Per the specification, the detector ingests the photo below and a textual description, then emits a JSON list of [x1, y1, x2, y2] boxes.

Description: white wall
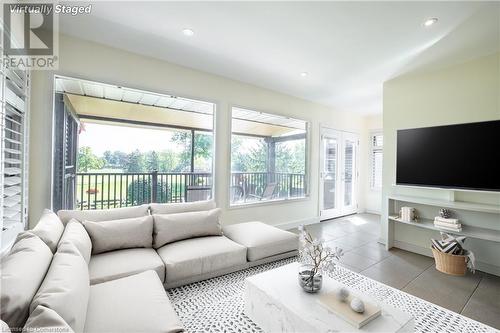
[[382, 52, 500, 273], [28, 34, 374, 228]]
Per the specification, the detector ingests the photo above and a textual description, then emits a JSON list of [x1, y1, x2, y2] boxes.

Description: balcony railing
[[76, 171, 306, 210]]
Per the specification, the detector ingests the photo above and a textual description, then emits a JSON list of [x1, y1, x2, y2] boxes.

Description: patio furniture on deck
[[247, 182, 277, 201]]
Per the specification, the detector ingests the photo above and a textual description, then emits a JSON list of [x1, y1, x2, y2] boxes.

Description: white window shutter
[[370, 133, 383, 189]]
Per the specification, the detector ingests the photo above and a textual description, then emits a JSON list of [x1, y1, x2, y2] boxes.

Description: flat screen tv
[[396, 120, 500, 192]]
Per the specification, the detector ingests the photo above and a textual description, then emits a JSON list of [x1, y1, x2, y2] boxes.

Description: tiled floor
[[290, 213, 500, 329]]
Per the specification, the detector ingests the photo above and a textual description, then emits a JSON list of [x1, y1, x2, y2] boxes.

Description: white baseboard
[[364, 209, 381, 215], [393, 240, 500, 276], [275, 216, 319, 230]]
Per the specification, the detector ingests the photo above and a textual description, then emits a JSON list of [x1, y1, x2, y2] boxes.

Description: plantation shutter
[[1, 59, 30, 251], [371, 133, 383, 189], [53, 93, 80, 211]]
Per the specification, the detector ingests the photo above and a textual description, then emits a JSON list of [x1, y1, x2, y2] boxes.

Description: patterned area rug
[[167, 258, 497, 333]]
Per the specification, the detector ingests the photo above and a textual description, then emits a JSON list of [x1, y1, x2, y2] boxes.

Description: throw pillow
[[30, 242, 89, 333], [83, 216, 153, 254], [58, 219, 92, 264], [0, 232, 53, 329], [31, 209, 64, 253], [153, 208, 222, 248]]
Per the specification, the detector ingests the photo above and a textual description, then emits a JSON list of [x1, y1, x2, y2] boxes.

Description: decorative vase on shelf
[[298, 264, 323, 293]]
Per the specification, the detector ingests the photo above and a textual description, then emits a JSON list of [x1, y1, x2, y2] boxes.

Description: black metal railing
[[230, 172, 305, 202], [76, 171, 306, 210]]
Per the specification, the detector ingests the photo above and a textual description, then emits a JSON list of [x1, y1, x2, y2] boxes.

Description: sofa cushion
[[149, 199, 216, 215], [31, 209, 64, 253], [30, 242, 89, 333], [23, 305, 74, 333], [153, 208, 223, 248], [58, 220, 92, 264], [57, 204, 149, 224], [0, 232, 53, 329], [1, 320, 10, 333], [85, 270, 183, 333], [157, 236, 247, 284], [83, 216, 153, 255], [223, 222, 298, 261], [89, 248, 165, 284]]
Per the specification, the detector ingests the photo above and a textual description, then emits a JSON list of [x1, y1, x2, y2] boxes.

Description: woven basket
[[431, 248, 467, 276]]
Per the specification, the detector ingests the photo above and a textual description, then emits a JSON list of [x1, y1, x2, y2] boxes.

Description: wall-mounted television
[[396, 120, 500, 192]]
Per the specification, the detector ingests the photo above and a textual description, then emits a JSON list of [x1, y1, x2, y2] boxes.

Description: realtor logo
[[3, 3, 54, 56]]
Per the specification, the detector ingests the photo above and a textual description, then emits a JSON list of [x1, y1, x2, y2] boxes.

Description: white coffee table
[[244, 263, 413, 332]]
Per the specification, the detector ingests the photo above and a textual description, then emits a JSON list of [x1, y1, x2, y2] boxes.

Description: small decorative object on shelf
[[435, 208, 460, 232], [439, 208, 453, 219], [399, 206, 418, 222], [350, 298, 365, 313], [297, 225, 343, 293]]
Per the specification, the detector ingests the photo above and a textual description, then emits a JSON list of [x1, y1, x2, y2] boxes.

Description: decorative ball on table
[[350, 298, 365, 313], [334, 287, 350, 302], [439, 208, 452, 218]]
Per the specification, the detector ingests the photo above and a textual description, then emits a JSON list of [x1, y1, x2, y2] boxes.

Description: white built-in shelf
[[388, 195, 500, 214], [388, 215, 500, 243]]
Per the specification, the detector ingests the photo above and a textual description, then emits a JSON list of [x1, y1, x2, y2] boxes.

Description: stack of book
[[434, 216, 462, 232]]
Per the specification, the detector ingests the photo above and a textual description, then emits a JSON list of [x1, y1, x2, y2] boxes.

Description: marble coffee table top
[[244, 262, 414, 332]]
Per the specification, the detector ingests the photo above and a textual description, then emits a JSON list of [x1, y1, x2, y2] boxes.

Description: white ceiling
[[59, 1, 500, 115]]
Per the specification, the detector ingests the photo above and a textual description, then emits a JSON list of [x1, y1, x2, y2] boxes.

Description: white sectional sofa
[[0, 200, 298, 333]]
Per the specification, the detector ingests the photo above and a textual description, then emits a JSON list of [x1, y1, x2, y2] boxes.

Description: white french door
[[319, 127, 358, 221]]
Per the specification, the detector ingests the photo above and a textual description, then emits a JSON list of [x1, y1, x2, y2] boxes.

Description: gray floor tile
[[338, 262, 363, 273], [350, 242, 393, 261], [299, 222, 348, 241], [325, 239, 356, 252], [360, 257, 426, 289], [462, 274, 500, 329], [403, 267, 482, 313], [387, 248, 434, 271], [332, 235, 373, 249], [350, 231, 380, 242], [339, 251, 378, 271]]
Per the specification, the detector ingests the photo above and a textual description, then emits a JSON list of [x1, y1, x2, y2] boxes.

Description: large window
[[370, 132, 383, 189], [230, 107, 308, 206], [54, 76, 215, 210]]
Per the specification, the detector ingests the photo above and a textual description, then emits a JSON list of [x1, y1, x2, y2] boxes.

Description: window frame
[[227, 106, 311, 209], [370, 131, 383, 191]]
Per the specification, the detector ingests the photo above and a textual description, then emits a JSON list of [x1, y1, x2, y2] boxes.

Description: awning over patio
[[57, 76, 305, 138]]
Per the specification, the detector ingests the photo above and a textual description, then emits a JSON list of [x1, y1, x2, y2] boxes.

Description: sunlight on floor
[[346, 215, 369, 226]]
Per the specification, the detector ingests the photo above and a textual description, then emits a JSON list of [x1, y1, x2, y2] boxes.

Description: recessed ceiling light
[[300, 72, 308, 77], [182, 28, 194, 36], [423, 18, 438, 27]]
